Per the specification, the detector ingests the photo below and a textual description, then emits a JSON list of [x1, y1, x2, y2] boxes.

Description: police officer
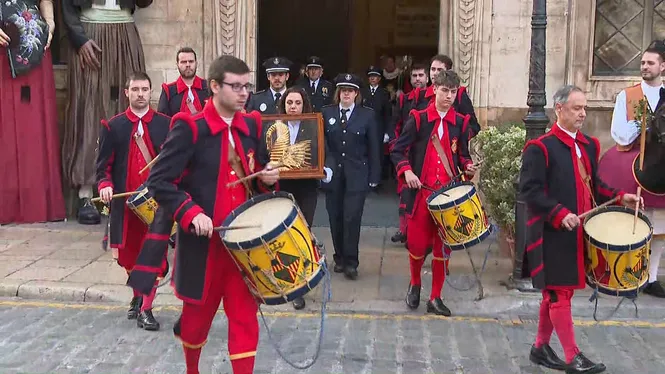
[[298, 56, 333, 112], [246, 57, 292, 114], [321, 74, 381, 280], [362, 66, 392, 184]]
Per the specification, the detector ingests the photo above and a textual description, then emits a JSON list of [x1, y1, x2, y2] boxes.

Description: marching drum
[[221, 191, 325, 305], [426, 181, 491, 251], [584, 206, 652, 297], [126, 184, 178, 247]]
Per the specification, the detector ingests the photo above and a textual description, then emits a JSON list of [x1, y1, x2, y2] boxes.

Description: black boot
[[292, 297, 306, 310], [643, 281, 665, 298], [77, 198, 101, 225], [426, 298, 451, 316], [391, 231, 406, 243], [127, 296, 142, 320], [529, 344, 566, 370], [406, 284, 421, 310], [137, 309, 160, 331], [565, 352, 606, 374]]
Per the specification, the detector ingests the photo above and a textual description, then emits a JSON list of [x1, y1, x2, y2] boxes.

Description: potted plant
[[471, 123, 526, 260]]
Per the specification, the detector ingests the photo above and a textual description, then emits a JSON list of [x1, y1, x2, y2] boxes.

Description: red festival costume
[[520, 124, 624, 366], [146, 101, 274, 374], [157, 75, 210, 116], [96, 108, 170, 308], [391, 105, 473, 302]]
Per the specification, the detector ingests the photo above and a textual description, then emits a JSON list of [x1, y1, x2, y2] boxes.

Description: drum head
[[223, 196, 295, 243], [584, 208, 651, 246], [428, 183, 474, 206]]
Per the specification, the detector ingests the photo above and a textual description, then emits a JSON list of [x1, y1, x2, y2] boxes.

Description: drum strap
[[430, 133, 455, 180], [186, 98, 199, 114], [576, 156, 597, 207], [228, 143, 253, 198], [134, 132, 154, 167]]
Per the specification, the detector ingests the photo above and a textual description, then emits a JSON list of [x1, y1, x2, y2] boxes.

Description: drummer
[[146, 55, 280, 374], [519, 85, 642, 373], [95, 71, 171, 330], [390, 70, 477, 316]]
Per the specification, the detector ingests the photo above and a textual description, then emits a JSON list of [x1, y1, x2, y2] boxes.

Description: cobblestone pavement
[[0, 300, 663, 374]]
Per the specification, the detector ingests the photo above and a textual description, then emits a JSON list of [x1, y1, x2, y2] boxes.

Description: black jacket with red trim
[[518, 124, 625, 290], [157, 76, 210, 117], [146, 100, 274, 303], [388, 87, 429, 141], [390, 105, 473, 215], [420, 85, 480, 138]]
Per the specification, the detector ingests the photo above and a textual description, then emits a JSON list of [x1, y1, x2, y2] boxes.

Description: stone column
[[204, 0, 258, 82]]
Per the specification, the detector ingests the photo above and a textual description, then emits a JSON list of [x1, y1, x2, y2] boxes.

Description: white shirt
[[221, 116, 235, 148], [339, 103, 355, 120], [610, 80, 663, 146], [309, 79, 319, 91], [187, 85, 195, 103], [131, 107, 149, 136], [270, 88, 286, 102], [287, 121, 300, 145], [557, 122, 581, 158], [437, 110, 447, 139], [370, 85, 379, 94]]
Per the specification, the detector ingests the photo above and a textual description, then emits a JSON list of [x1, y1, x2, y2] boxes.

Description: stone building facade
[[51, 0, 664, 152]]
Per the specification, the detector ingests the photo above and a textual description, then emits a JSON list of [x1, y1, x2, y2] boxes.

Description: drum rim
[[426, 180, 476, 210], [632, 154, 665, 196], [584, 278, 647, 297], [583, 205, 653, 252], [259, 265, 325, 305], [446, 225, 492, 251], [220, 191, 298, 250]]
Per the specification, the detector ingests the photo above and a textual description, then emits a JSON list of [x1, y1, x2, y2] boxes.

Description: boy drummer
[[96, 72, 171, 330], [390, 70, 477, 316]]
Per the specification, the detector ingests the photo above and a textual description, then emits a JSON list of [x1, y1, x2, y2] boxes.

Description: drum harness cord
[[257, 252, 332, 370], [588, 288, 639, 322], [443, 223, 495, 301]]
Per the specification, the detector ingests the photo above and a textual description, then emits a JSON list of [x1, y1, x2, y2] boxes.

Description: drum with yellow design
[[220, 191, 324, 305], [584, 205, 652, 297], [125, 183, 178, 247], [426, 181, 491, 251]]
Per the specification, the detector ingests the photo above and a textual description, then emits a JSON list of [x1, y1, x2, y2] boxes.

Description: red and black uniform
[[157, 75, 210, 116], [96, 108, 170, 272], [390, 105, 473, 306], [146, 101, 274, 374], [519, 124, 624, 365], [420, 85, 480, 138]]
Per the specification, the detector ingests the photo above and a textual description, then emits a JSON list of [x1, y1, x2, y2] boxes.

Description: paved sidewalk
[[1, 221, 664, 320]]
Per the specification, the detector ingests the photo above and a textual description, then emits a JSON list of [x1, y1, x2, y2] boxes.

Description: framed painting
[[260, 113, 325, 179]]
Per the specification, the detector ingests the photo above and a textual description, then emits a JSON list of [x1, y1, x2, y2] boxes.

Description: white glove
[[383, 133, 389, 143], [322, 167, 333, 183], [369, 183, 378, 187]]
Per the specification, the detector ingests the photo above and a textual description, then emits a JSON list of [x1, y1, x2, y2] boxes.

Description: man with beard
[[96, 72, 171, 330], [61, 0, 153, 225], [298, 56, 333, 112], [158, 47, 210, 116], [246, 57, 291, 115], [388, 62, 429, 244], [598, 41, 665, 298]]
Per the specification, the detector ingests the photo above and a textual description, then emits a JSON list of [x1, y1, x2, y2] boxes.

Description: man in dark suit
[[246, 57, 291, 114], [320, 74, 381, 280], [298, 56, 333, 112], [362, 66, 393, 184]]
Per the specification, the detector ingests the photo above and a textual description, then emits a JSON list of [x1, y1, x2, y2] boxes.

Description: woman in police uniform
[[320, 74, 381, 279]]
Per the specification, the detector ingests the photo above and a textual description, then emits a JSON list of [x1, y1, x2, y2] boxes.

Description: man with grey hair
[[519, 85, 642, 373]]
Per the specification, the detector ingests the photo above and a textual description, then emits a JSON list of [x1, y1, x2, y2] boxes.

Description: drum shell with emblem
[[583, 205, 652, 297], [220, 191, 324, 305], [426, 181, 491, 251], [125, 184, 178, 246]]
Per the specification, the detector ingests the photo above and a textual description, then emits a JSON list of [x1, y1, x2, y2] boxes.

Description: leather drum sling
[[134, 127, 154, 167], [576, 154, 597, 207], [430, 133, 455, 180], [186, 98, 199, 115], [227, 142, 253, 198]]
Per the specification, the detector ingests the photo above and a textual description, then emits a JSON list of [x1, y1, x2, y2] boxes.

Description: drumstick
[[577, 196, 620, 219], [139, 155, 160, 174], [419, 185, 449, 197], [226, 162, 284, 188], [633, 187, 642, 234], [213, 224, 261, 231], [90, 191, 140, 203]]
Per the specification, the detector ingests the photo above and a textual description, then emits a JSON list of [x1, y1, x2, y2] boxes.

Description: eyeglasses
[[222, 82, 255, 92]]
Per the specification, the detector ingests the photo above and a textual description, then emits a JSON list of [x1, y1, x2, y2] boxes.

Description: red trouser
[[535, 289, 580, 363], [178, 243, 259, 374], [406, 191, 451, 300]]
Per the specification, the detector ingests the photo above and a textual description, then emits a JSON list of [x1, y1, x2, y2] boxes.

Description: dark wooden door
[[257, 0, 352, 90]]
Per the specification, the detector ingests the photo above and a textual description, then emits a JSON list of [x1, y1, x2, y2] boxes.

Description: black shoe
[[173, 315, 182, 337], [426, 298, 451, 316], [529, 344, 566, 370], [127, 296, 142, 320], [137, 309, 160, 331], [333, 263, 344, 273], [643, 281, 665, 298], [344, 266, 358, 280], [391, 231, 406, 243], [406, 284, 421, 310], [77, 198, 101, 225], [565, 352, 606, 374], [292, 297, 306, 310]]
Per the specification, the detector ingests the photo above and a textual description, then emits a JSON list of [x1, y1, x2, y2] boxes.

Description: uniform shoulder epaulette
[[253, 89, 267, 95], [321, 104, 336, 109], [362, 105, 375, 111]]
